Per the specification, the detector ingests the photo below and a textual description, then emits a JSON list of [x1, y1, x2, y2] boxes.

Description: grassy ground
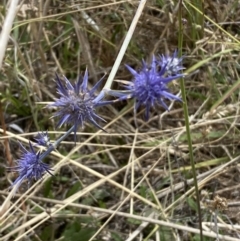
[[1, 0, 240, 240]]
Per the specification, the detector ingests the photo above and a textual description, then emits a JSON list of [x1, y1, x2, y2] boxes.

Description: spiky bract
[[10, 142, 52, 188], [158, 50, 185, 76], [34, 131, 51, 147], [50, 69, 106, 136], [123, 55, 184, 120]]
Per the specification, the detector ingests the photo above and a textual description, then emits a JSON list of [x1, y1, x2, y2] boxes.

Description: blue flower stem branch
[[96, 0, 147, 102], [178, 1, 203, 241], [39, 125, 75, 160], [0, 126, 75, 214]]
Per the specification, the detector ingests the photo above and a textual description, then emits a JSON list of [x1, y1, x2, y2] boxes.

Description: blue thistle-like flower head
[[49, 69, 106, 136], [9, 142, 52, 188], [158, 50, 185, 76], [123, 55, 183, 120], [34, 131, 51, 147]]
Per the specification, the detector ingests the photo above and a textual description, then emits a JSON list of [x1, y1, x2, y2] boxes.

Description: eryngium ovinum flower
[[9, 142, 52, 189], [120, 55, 184, 120], [158, 50, 185, 76], [34, 131, 51, 147], [49, 69, 107, 137]]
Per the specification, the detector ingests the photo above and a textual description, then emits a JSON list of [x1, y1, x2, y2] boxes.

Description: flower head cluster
[[158, 50, 185, 76], [119, 54, 184, 120], [49, 69, 107, 136], [10, 142, 52, 188], [8, 52, 185, 191]]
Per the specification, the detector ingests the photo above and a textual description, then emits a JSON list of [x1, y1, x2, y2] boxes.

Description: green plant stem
[[192, 0, 204, 39], [178, 1, 203, 241]]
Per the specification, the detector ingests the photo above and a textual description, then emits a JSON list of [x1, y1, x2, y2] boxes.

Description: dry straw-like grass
[[1, 0, 240, 240]]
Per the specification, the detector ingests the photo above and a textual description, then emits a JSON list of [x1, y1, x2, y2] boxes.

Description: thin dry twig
[[0, 0, 19, 69]]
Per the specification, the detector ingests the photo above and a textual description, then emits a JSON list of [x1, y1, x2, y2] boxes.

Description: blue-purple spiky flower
[[9, 142, 52, 188], [49, 69, 107, 136], [112, 55, 184, 120], [158, 50, 185, 76], [34, 131, 51, 147]]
